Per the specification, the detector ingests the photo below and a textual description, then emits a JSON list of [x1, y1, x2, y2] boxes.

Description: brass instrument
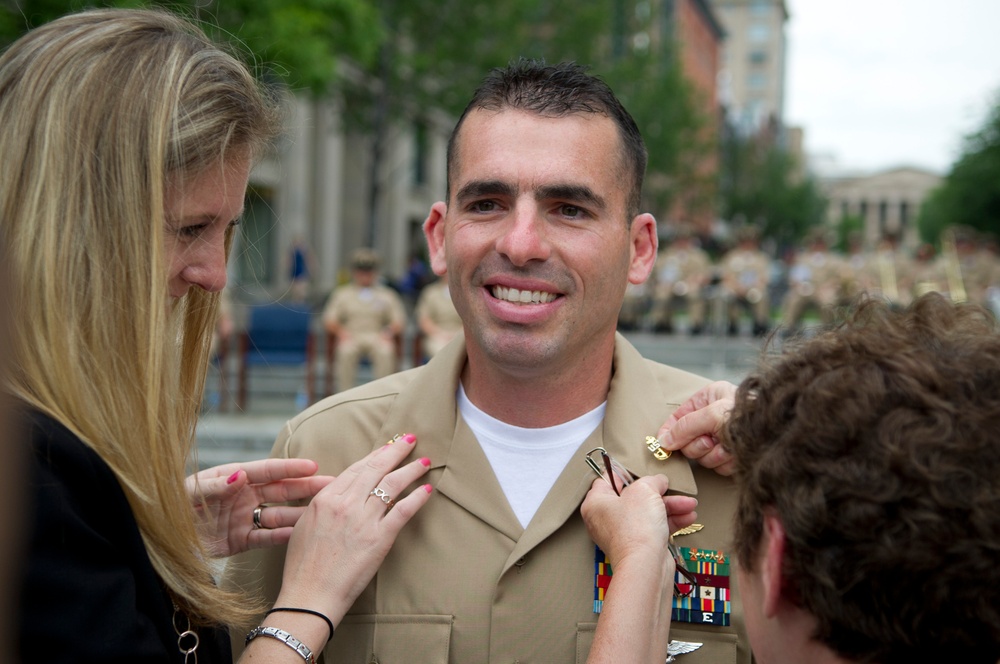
[[941, 229, 967, 303]]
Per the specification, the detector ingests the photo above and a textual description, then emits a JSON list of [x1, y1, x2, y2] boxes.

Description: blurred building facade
[[821, 166, 942, 249], [709, 0, 788, 135], [667, 0, 726, 233]]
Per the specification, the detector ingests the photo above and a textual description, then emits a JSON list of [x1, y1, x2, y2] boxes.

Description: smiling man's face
[[424, 108, 654, 378]]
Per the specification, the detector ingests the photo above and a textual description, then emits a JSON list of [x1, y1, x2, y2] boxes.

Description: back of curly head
[[725, 293, 1000, 663]]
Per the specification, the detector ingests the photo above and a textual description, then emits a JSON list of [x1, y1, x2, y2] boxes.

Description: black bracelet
[[265, 607, 335, 642]]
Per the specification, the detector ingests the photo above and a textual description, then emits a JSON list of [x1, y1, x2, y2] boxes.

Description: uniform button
[[514, 556, 527, 567]]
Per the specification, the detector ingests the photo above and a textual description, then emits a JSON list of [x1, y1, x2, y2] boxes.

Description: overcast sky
[[784, 0, 1000, 175]]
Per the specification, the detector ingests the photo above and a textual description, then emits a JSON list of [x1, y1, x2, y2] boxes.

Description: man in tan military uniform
[[836, 231, 876, 307], [226, 61, 750, 664], [869, 234, 916, 308], [945, 225, 1000, 309], [415, 276, 462, 359], [651, 230, 713, 335], [780, 231, 843, 332], [718, 227, 771, 336], [910, 243, 947, 300], [322, 248, 406, 392]]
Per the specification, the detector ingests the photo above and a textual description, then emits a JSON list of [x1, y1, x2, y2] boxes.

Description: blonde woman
[[1, 9, 432, 663]]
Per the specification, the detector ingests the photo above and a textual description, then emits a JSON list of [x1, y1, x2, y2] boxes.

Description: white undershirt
[[458, 383, 606, 528]]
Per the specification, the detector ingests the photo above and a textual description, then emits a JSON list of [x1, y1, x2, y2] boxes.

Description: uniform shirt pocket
[[575, 623, 739, 664], [326, 614, 452, 664]]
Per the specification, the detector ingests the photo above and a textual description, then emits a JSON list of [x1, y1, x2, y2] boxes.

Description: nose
[[182, 236, 228, 293], [495, 203, 551, 266]]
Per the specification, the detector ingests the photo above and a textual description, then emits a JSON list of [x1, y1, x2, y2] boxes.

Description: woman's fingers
[[362, 455, 433, 519], [254, 475, 335, 505], [251, 504, 307, 530], [325, 433, 420, 498], [238, 458, 320, 483]]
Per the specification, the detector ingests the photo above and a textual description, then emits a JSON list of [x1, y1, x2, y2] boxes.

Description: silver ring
[[370, 487, 395, 509], [252, 505, 265, 530]]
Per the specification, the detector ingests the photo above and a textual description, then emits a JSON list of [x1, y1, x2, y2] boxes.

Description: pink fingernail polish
[[423, 484, 433, 493], [419, 457, 431, 467], [226, 471, 240, 485], [403, 433, 416, 444]]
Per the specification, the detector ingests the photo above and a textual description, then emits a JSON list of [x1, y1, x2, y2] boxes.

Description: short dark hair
[[724, 293, 1000, 663], [446, 59, 647, 219]]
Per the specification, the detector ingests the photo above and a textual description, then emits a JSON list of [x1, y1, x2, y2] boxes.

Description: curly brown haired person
[[725, 292, 1000, 664]]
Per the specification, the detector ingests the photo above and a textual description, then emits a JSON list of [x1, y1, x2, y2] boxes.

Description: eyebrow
[[455, 179, 517, 204], [535, 184, 607, 213], [455, 179, 607, 213]]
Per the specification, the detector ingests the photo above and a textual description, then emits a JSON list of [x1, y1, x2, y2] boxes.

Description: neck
[[762, 605, 861, 664], [460, 339, 615, 428]]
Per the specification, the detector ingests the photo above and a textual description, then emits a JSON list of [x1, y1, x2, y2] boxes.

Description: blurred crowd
[[618, 224, 1000, 337], [218, 226, 1000, 398]]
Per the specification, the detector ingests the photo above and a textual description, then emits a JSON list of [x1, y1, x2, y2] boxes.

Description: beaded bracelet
[[265, 607, 335, 642]]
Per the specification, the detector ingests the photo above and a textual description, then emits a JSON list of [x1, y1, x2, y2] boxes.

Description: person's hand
[[187, 459, 332, 558], [274, 433, 433, 624], [581, 475, 697, 569], [582, 476, 691, 664], [657, 381, 736, 475]]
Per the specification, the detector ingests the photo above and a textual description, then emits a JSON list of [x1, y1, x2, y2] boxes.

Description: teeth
[[491, 286, 557, 304]]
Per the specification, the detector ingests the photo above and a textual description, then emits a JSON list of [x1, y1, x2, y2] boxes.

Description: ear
[[760, 512, 788, 619], [627, 212, 657, 285], [423, 201, 449, 277]]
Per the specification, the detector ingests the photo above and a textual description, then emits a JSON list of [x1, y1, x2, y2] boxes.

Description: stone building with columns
[[232, 94, 451, 306], [822, 166, 941, 249]]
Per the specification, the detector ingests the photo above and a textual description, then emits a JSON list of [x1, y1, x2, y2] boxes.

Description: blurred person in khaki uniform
[[617, 280, 651, 331], [719, 226, 772, 337], [650, 229, 712, 335], [322, 248, 406, 392], [780, 230, 843, 332], [868, 233, 916, 308], [225, 60, 750, 664], [836, 231, 876, 306], [910, 242, 948, 299], [415, 276, 462, 358], [942, 225, 1000, 309]]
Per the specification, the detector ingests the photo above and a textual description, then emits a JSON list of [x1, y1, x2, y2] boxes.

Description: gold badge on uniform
[[645, 435, 671, 461]]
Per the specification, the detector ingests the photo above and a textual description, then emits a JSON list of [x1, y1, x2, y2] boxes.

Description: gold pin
[[672, 523, 705, 538], [645, 435, 671, 461]]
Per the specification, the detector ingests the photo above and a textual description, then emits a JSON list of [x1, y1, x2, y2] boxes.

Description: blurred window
[[748, 23, 769, 42]]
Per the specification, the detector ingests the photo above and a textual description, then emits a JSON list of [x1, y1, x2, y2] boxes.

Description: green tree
[[918, 91, 1000, 243], [721, 131, 827, 248], [0, 0, 383, 91], [3, 0, 709, 237], [334, 0, 707, 237]]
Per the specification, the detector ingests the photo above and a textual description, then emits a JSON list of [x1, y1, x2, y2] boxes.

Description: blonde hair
[[0, 8, 280, 626]]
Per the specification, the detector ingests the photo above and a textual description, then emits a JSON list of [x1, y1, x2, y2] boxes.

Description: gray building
[[710, 0, 789, 135], [822, 166, 942, 249], [235, 93, 452, 306]]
